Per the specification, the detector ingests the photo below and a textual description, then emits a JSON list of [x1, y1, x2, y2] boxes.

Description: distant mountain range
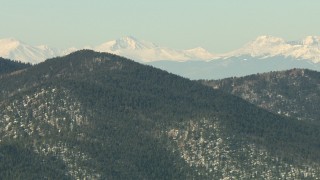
[[0, 38, 74, 64], [1, 35, 320, 79], [0, 36, 215, 64], [148, 35, 320, 79], [94, 36, 215, 62], [218, 35, 320, 63]]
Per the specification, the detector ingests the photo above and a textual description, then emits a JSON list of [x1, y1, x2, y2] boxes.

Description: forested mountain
[[0, 50, 320, 179], [202, 69, 320, 122], [0, 57, 31, 76]]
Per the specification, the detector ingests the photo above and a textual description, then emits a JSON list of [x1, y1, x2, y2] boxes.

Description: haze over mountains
[[148, 35, 320, 79], [1, 35, 320, 79]]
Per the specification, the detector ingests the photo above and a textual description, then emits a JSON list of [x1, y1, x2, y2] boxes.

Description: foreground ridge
[[0, 50, 319, 179]]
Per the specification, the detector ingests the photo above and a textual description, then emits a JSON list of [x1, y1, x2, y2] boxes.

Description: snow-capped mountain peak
[[0, 36, 215, 63], [0, 38, 21, 56], [2, 35, 320, 64], [184, 47, 215, 60], [221, 35, 320, 63], [250, 35, 286, 46], [36, 45, 52, 51], [115, 36, 138, 50], [302, 36, 320, 46], [94, 36, 215, 62], [95, 36, 158, 53], [222, 35, 290, 58], [0, 38, 64, 64], [112, 36, 157, 50]]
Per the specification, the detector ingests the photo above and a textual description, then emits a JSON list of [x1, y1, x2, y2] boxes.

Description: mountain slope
[[202, 69, 320, 122], [0, 50, 320, 179], [0, 142, 70, 179], [0, 57, 31, 76]]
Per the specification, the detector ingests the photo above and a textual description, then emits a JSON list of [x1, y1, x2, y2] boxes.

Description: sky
[[1, 0, 319, 53]]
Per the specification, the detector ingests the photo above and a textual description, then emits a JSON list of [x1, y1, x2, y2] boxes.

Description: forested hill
[[202, 69, 320, 122], [0, 57, 31, 76], [0, 50, 320, 179]]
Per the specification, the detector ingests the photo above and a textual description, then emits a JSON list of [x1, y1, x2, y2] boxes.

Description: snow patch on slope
[[167, 118, 320, 179]]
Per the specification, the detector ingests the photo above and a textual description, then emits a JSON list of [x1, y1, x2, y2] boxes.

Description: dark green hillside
[[0, 50, 320, 179], [0, 57, 31, 76], [203, 69, 320, 122], [0, 141, 70, 179]]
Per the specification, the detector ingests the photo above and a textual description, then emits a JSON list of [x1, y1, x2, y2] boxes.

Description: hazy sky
[[1, 0, 319, 53]]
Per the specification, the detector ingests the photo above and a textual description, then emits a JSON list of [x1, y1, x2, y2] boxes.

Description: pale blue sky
[[1, 0, 319, 53]]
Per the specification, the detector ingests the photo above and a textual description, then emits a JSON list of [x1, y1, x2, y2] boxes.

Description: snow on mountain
[[0, 38, 64, 64], [62, 47, 79, 56], [1, 35, 320, 64], [220, 35, 320, 63], [183, 47, 215, 60], [94, 36, 215, 62], [303, 36, 320, 46], [95, 36, 158, 52], [0, 36, 215, 63]]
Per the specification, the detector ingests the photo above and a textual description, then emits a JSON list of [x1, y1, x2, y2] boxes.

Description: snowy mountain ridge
[[0, 35, 320, 64], [219, 35, 320, 63], [0, 36, 216, 64], [94, 36, 215, 62], [0, 38, 63, 64]]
